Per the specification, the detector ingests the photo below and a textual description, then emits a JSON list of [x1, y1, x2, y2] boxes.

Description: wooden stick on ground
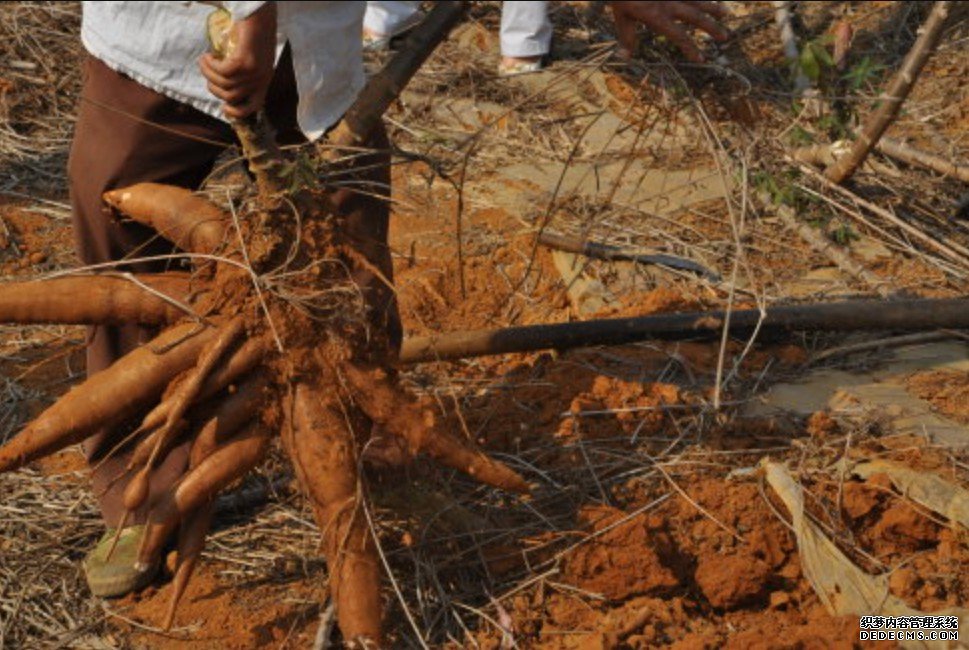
[[793, 136, 969, 184], [799, 161, 969, 270], [824, 1, 952, 184], [808, 330, 968, 365], [875, 136, 969, 184], [399, 296, 969, 363]]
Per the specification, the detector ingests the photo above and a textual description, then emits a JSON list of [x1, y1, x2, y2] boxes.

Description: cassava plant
[[0, 3, 527, 647]]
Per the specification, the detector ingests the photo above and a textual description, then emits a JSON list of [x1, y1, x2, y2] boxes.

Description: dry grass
[[0, 2, 81, 192]]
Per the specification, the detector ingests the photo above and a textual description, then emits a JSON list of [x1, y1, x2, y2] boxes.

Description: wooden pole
[[399, 297, 969, 363]]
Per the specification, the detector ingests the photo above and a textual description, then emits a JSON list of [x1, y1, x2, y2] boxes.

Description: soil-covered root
[[340, 362, 530, 494], [0, 273, 192, 325], [136, 425, 271, 571], [0, 322, 218, 473], [127, 371, 269, 474], [103, 183, 229, 255], [164, 503, 212, 631], [163, 414, 222, 631], [285, 381, 382, 648], [122, 318, 247, 515], [134, 335, 270, 441]]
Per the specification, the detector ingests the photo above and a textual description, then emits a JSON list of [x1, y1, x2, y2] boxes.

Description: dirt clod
[[695, 552, 771, 610], [564, 505, 679, 601], [841, 480, 882, 520], [869, 501, 941, 554]]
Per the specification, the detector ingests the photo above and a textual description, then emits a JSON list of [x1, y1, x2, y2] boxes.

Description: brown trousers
[[69, 53, 399, 526]]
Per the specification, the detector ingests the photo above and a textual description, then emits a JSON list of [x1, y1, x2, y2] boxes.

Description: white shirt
[[81, 1, 366, 140]]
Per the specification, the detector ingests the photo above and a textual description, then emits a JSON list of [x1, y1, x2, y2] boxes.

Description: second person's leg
[[499, 1, 552, 75]]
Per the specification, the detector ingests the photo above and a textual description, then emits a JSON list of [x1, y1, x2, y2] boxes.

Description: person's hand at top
[[610, 1, 730, 63], [198, 3, 277, 119]]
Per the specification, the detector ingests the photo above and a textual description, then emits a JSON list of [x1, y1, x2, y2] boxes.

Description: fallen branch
[[399, 296, 969, 363], [875, 136, 969, 184], [809, 329, 968, 365], [825, 1, 952, 184], [793, 136, 969, 184], [827, 171, 969, 267], [790, 157, 969, 272]]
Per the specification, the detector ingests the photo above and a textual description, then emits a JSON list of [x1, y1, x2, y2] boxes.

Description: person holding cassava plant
[[69, 0, 729, 600], [72, 0, 393, 599]]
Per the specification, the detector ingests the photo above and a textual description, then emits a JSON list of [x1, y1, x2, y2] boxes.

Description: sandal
[[83, 525, 160, 598], [497, 58, 545, 77]]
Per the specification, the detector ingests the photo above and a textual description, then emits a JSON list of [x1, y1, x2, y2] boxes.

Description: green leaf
[[843, 56, 886, 91], [811, 41, 834, 68], [830, 224, 860, 245], [800, 46, 821, 82], [788, 126, 814, 146]]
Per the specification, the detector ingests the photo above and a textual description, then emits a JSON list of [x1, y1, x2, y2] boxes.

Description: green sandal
[[83, 525, 160, 598]]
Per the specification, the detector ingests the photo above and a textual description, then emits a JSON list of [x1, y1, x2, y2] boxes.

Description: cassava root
[[0, 273, 192, 325], [103, 183, 229, 255], [286, 382, 383, 647], [122, 317, 246, 515], [0, 322, 217, 472], [137, 425, 271, 569]]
